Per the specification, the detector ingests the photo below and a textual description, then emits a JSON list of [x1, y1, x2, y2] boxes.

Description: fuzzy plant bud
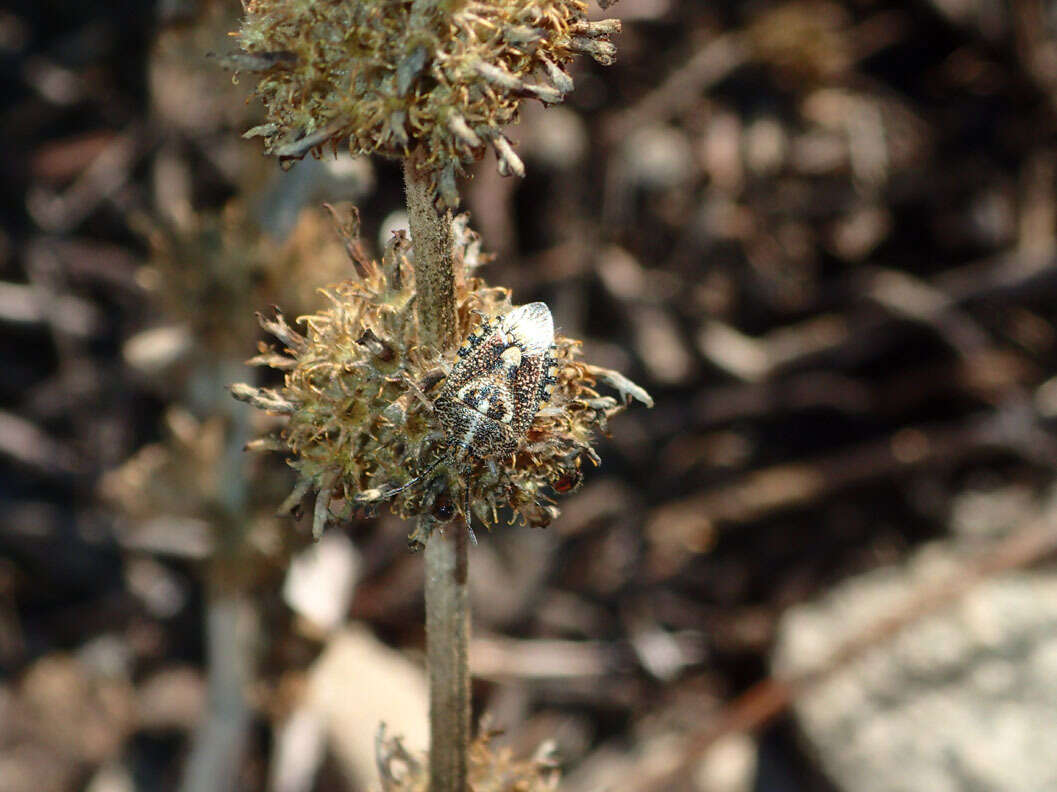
[[233, 210, 651, 546], [234, 0, 621, 205]]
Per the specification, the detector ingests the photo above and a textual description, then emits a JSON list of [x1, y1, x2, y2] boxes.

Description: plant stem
[[404, 156, 456, 351], [405, 157, 469, 791], [424, 520, 470, 792], [180, 361, 256, 792], [179, 588, 254, 792]]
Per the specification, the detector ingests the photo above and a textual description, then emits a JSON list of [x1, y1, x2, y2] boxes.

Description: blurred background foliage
[[3, 0, 1057, 791]]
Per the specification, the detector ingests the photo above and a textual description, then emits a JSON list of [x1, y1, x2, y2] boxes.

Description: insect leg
[[464, 484, 478, 545], [381, 454, 446, 498]]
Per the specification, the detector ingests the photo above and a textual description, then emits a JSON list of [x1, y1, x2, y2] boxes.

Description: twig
[[604, 34, 750, 144], [648, 404, 1057, 537], [0, 409, 78, 475], [26, 124, 146, 234], [631, 504, 1057, 791], [0, 280, 100, 338]]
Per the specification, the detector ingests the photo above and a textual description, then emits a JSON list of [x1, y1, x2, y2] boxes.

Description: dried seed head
[[376, 722, 561, 791], [233, 212, 651, 541], [138, 204, 354, 360], [235, 0, 621, 205], [99, 408, 298, 581]]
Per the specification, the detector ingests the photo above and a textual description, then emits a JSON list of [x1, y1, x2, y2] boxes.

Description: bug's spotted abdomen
[[454, 381, 514, 424], [435, 302, 557, 460]]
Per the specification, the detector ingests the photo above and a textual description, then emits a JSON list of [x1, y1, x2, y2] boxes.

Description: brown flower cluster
[[232, 211, 650, 545], [137, 203, 354, 360], [235, 0, 620, 205], [376, 722, 560, 791]]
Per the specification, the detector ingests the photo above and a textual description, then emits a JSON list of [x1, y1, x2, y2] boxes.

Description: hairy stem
[[404, 156, 456, 351], [424, 521, 470, 792]]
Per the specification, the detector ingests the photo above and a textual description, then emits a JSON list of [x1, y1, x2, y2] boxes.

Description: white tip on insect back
[[502, 302, 554, 355]]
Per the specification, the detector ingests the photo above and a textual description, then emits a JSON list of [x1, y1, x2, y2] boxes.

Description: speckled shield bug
[[378, 301, 559, 542]]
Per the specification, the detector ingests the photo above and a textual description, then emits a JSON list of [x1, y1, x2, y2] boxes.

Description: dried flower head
[[233, 211, 650, 545], [99, 408, 296, 581], [234, 0, 620, 205], [138, 203, 354, 360], [376, 721, 561, 792]]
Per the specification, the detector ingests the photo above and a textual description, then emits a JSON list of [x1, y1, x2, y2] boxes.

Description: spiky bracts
[[376, 722, 561, 792], [235, 0, 620, 206], [232, 214, 651, 543]]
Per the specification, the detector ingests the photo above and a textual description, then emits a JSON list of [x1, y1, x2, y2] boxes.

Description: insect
[[378, 301, 559, 543]]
